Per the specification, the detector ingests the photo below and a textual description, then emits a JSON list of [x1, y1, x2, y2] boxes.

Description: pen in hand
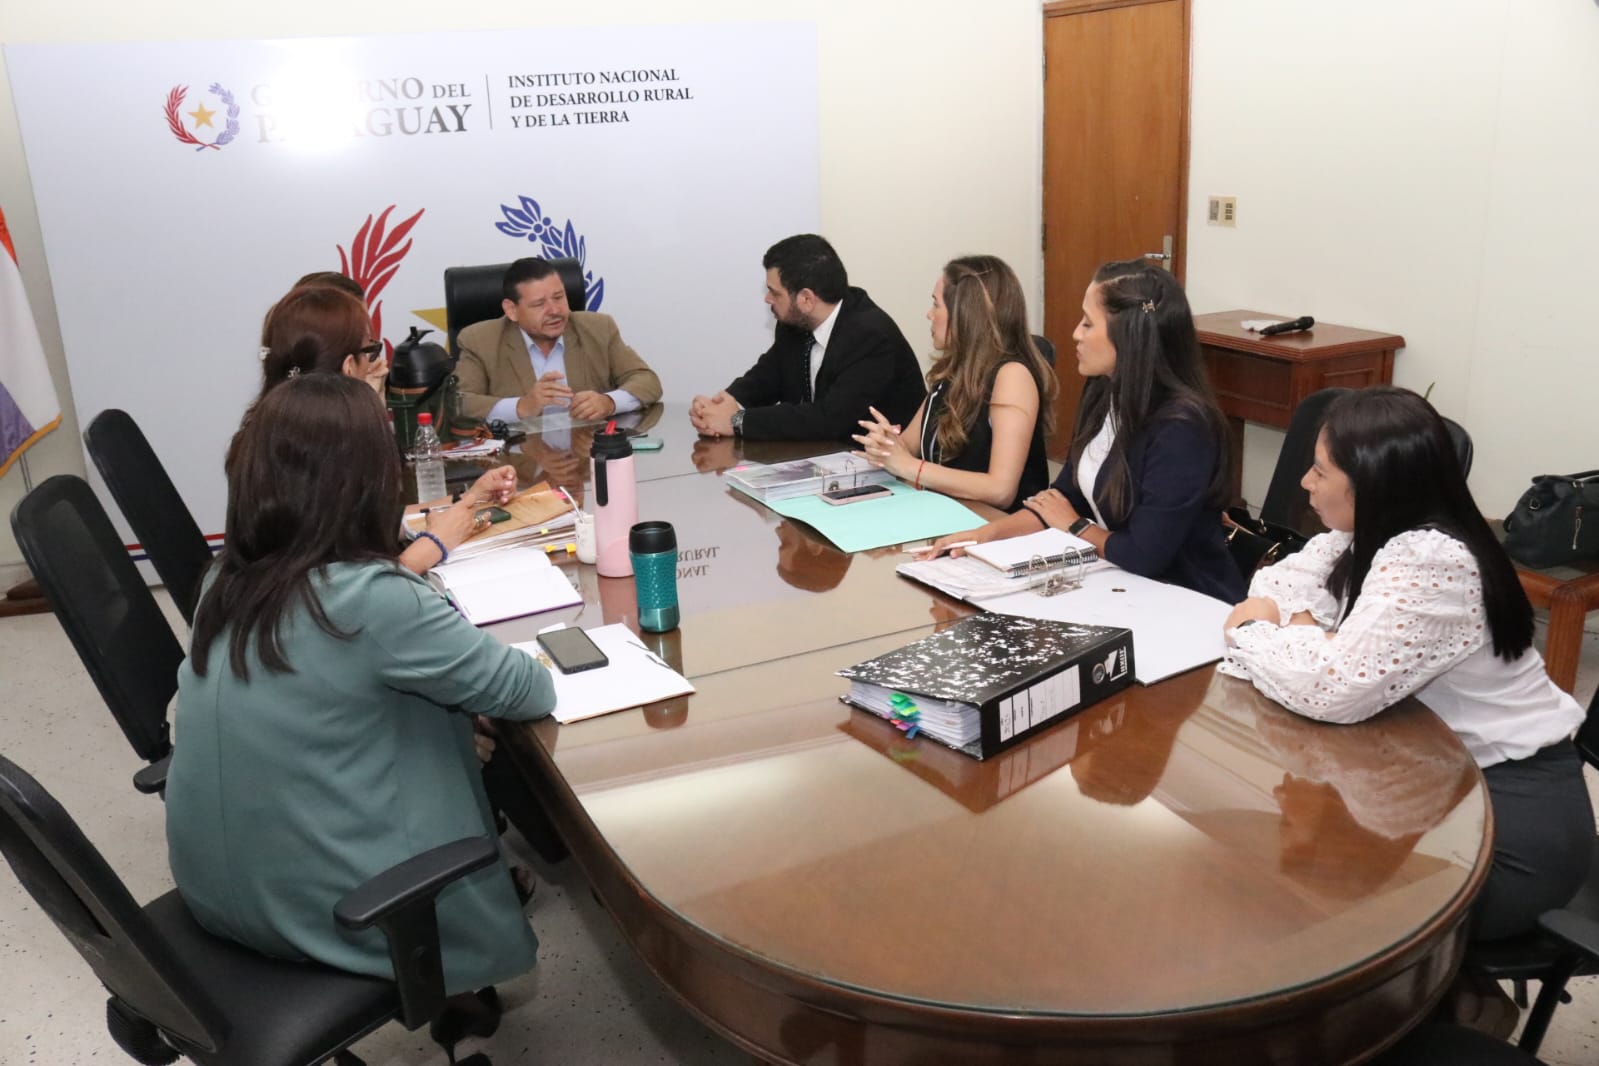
[[903, 540, 978, 559]]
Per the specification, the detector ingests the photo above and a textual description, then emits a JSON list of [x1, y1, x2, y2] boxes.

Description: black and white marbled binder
[[838, 613, 1136, 760]]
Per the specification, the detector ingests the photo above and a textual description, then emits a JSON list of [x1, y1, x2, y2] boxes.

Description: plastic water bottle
[[413, 412, 447, 503]]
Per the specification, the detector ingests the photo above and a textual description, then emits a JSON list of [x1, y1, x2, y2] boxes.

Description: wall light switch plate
[[1207, 196, 1237, 226]]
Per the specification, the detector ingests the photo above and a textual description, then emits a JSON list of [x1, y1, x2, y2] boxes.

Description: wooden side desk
[[1517, 561, 1599, 696], [1194, 311, 1405, 504]]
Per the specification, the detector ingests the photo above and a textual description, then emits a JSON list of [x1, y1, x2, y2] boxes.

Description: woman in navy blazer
[[930, 259, 1244, 602]]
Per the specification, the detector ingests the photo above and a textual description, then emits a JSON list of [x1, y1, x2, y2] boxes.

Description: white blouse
[[1076, 410, 1117, 528], [1221, 528, 1583, 768]]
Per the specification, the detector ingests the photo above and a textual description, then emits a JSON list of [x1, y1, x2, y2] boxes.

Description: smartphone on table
[[536, 627, 609, 674], [820, 484, 893, 506], [476, 506, 512, 524]]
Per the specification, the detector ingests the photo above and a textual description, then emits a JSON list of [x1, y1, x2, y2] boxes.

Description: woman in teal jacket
[[165, 373, 555, 994]]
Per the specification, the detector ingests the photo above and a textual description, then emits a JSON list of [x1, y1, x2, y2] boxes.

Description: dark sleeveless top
[[919, 359, 1049, 513]]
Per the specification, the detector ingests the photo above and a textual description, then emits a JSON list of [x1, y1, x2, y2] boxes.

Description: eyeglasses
[[356, 341, 384, 360]]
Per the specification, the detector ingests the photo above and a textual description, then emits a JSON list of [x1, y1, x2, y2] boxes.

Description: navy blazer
[[1056, 408, 1245, 602], [726, 287, 925, 441]]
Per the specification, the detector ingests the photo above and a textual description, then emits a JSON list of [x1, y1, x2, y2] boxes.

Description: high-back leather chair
[[0, 751, 501, 1066], [83, 409, 212, 627], [1031, 334, 1056, 368], [443, 257, 586, 357], [11, 474, 181, 794]]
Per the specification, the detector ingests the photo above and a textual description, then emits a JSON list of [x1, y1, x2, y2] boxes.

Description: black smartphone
[[536, 627, 609, 674], [820, 484, 893, 506]]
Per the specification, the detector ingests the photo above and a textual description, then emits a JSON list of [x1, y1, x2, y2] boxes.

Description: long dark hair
[[1069, 260, 1229, 523], [927, 255, 1056, 458], [1322, 386, 1531, 660], [193, 375, 404, 678]]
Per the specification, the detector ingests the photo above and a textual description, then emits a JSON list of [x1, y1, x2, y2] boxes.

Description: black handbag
[[1502, 470, 1599, 569], [1223, 506, 1310, 580]]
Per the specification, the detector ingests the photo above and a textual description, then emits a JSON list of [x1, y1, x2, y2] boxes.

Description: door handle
[[1143, 234, 1175, 270]]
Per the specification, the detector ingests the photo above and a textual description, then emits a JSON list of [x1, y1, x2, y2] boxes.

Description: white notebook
[[966, 528, 1102, 575], [429, 546, 582, 625], [515, 624, 696, 724]]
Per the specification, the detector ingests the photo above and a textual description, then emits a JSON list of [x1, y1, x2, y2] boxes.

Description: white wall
[[0, 0, 1045, 563], [1186, 0, 1599, 515]]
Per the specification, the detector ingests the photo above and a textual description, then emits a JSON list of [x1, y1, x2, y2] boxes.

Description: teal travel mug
[[629, 521, 680, 633]]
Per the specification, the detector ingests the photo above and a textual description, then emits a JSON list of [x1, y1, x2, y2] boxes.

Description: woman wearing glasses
[[250, 283, 515, 575]]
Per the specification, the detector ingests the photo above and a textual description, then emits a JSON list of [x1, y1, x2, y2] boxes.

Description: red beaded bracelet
[[914, 459, 926, 491]]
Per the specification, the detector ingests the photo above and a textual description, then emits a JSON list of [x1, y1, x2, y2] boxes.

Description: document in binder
[[836, 613, 1134, 760]]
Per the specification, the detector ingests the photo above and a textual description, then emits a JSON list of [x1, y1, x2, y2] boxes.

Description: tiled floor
[[1, 577, 1596, 1065]]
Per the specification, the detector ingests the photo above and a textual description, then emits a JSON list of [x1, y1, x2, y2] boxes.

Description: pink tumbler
[[590, 422, 637, 577]]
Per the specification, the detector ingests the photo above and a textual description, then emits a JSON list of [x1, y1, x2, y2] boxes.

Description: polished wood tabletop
[[492, 411, 1490, 1065]]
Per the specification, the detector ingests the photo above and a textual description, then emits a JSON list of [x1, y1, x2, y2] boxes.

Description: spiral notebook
[[966, 528, 1102, 575]]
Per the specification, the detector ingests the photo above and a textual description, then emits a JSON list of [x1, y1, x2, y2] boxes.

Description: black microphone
[[1259, 316, 1314, 337]]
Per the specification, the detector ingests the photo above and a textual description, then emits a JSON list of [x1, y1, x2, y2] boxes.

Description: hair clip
[[287, 365, 302, 378], [1140, 300, 1156, 314]]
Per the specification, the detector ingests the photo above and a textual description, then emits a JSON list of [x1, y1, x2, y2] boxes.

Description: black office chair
[[1030, 334, 1056, 367], [1444, 414, 1475, 478], [442, 258, 586, 357], [0, 752, 500, 1066], [1257, 387, 1351, 536], [84, 410, 212, 627], [11, 475, 181, 795], [1463, 683, 1599, 1054], [1375, 1023, 1545, 1065]]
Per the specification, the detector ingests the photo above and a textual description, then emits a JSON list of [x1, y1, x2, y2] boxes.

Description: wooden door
[[1042, 0, 1190, 456]]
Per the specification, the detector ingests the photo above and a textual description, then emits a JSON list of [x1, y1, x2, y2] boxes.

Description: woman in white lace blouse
[[1222, 386, 1589, 941]]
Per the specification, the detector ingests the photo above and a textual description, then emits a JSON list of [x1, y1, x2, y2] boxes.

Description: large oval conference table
[[481, 406, 1491, 1065]]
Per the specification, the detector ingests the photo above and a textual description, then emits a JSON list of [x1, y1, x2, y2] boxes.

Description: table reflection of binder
[[839, 712, 1086, 813]]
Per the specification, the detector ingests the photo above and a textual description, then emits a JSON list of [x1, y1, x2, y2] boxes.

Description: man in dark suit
[[690, 234, 924, 441]]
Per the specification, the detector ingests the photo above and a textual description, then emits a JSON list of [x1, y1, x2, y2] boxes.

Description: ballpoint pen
[[901, 540, 977, 556], [624, 637, 672, 670]]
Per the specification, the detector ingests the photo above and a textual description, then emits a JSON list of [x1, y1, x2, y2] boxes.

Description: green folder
[[764, 482, 982, 553]]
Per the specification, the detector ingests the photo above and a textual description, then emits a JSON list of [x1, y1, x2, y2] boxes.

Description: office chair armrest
[[333, 835, 500, 1031], [132, 754, 170, 795], [1539, 909, 1599, 961]]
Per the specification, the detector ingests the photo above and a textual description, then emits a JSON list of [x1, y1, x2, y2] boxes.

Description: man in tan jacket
[[455, 257, 662, 422]]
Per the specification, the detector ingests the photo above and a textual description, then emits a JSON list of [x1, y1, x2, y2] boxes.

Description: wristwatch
[[730, 409, 746, 437], [1068, 516, 1092, 536]]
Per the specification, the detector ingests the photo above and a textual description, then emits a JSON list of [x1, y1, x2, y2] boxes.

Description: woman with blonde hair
[[854, 255, 1054, 510]]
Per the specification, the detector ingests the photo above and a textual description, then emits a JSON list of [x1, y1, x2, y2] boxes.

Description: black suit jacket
[[1056, 405, 1246, 603], [726, 287, 925, 441]]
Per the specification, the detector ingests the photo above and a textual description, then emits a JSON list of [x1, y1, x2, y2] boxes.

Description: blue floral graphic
[[495, 196, 606, 311]]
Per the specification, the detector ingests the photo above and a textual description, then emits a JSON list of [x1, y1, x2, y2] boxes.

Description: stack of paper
[[514, 624, 696, 724], [404, 482, 578, 561], [429, 546, 582, 625], [725, 451, 893, 502], [897, 554, 1051, 601], [441, 437, 507, 459]]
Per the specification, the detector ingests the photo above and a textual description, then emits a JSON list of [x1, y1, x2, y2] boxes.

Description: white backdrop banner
[[6, 23, 818, 539]]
